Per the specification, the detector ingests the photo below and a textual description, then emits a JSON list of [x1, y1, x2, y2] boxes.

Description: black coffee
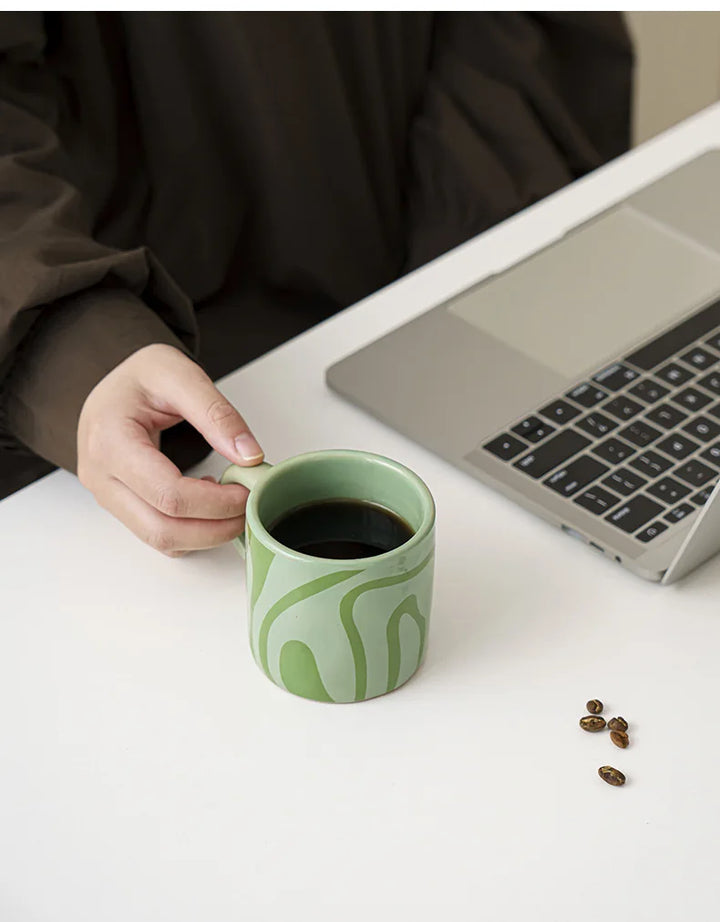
[[268, 498, 414, 559]]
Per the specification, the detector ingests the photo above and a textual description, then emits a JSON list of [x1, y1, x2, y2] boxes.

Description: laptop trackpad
[[447, 207, 720, 378]]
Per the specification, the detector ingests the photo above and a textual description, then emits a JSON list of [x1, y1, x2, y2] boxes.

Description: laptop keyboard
[[482, 297, 720, 544]]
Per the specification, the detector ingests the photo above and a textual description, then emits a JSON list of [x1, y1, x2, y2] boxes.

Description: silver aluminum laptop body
[[327, 151, 720, 583]]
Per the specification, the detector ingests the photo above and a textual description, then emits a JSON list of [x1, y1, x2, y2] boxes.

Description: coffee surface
[[268, 498, 414, 559]]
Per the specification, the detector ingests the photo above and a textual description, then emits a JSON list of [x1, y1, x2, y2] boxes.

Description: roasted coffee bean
[[610, 730, 629, 748], [598, 766, 626, 786], [608, 717, 628, 732], [580, 715, 606, 732], [586, 699, 603, 714]]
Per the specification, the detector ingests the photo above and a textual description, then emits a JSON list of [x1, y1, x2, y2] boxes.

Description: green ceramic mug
[[221, 450, 435, 703]]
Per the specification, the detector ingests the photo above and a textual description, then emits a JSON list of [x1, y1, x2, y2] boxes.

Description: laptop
[[327, 150, 720, 584]]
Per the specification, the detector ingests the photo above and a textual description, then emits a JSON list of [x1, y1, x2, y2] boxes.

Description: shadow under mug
[[221, 450, 435, 703]]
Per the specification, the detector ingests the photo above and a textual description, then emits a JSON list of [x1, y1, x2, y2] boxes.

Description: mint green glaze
[[221, 463, 274, 557], [279, 641, 334, 702], [247, 528, 275, 611], [257, 569, 361, 676], [385, 594, 425, 694], [223, 450, 435, 703], [338, 551, 433, 701]]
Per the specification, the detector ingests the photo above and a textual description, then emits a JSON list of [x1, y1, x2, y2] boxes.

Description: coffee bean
[[580, 715, 606, 732], [608, 717, 628, 732], [610, 730, 629, 748], [586, 699, 603, 714], [598, 766, 626, 786]]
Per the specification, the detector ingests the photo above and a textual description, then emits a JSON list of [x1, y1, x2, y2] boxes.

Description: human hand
[[77, 344, 263, 555]]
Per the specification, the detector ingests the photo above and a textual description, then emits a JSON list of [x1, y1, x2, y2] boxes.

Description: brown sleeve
[[0, 13, 197, 473], [405, 12, 634, 270]]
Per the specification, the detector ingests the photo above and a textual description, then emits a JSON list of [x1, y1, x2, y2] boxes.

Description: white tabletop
[[4, 105, 720, 922]]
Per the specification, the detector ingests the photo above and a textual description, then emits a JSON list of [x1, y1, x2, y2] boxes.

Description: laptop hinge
[[662, 483, 720, 583]]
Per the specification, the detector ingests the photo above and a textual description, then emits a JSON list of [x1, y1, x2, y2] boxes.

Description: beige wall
[[627, 11, 720, 145]]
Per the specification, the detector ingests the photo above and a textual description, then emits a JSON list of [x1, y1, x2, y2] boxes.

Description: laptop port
[[561, 525, 605, 553], [561, 524, 586, 543]]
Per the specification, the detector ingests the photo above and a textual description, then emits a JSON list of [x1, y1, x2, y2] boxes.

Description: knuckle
[[206, 397, 236, 428], [88, 487, 112, 512], [84, 420, 107, 460], [223, 515, 246, 541], [222, 495, 247, 518], [76, 457, 101, 495], [76, 459, 91, 488], [154, 485, 185, 517], [146, 527, 177, 554]]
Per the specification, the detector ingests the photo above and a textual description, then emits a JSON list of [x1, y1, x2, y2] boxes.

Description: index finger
[[112, 422, 249, 519], [142, 350, 263, 465]]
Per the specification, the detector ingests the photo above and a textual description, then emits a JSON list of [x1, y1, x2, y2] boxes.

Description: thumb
[[146, 350, 264, 465]]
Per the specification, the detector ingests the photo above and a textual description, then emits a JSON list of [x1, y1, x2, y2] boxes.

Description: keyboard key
[[645, 403, 689, 429], [673, 459, 717, 488], [705, 331, 720, 351], [629, 450, 674, 478], [706, 402, 720, 421], [592, 437, 635, 464], [513, 429, 590, 479], [576, 411, 618, 438], [628, 379, 669, 404], [483, 433, 528, 461], [679, 346, 716, 370], [700, 442, 720, 467], [526, 423, 555, 443], [511, 416, 556, 443], [696, 371, 720, 395], [603, 395, 643, 421], [671, 387, 712, 411], [647, 477, 692, 504], [565, 382, 607, 408], [606, 495, 665, 533], [618, 420, 662, 447], [636, 521, 669, 543], [692, 484, 717, 506], [593, 363, 639, 391], [602, 467, 648, 497], [538, 399, 581, 425], [681, 416, 720, 443], [656, 433, 699, 460], [665, 502, 695, 524], [574, 486, 621, 515], [511, 416, 542, 438], [656, 362, 696, 386], [544, 455, 609, 497]]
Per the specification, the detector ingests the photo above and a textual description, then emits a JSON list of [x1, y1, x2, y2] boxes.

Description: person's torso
[[48, 11, 433, 309]]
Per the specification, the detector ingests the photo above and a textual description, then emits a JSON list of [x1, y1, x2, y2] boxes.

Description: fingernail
[[234, 433, 264, 462]]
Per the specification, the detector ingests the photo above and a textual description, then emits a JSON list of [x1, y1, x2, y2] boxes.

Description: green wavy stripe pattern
[[257, 568, 362, 676], [385, 594, 426, 693], [248, 529, 276, 611], [279, 640, 334, 702], [339, 551, 433, 701]]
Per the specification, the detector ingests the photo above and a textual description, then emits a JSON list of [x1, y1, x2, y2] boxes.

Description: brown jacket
[[0, 12, 633, 492]]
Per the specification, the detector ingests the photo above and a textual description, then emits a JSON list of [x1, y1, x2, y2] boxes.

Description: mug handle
[[220, 462, 273, 557]]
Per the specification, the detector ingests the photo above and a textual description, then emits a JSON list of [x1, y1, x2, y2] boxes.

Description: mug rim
[[245, 449, 435, 564]]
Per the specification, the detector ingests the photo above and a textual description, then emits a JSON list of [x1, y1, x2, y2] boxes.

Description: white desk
[[3, 105, 720, 922]]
